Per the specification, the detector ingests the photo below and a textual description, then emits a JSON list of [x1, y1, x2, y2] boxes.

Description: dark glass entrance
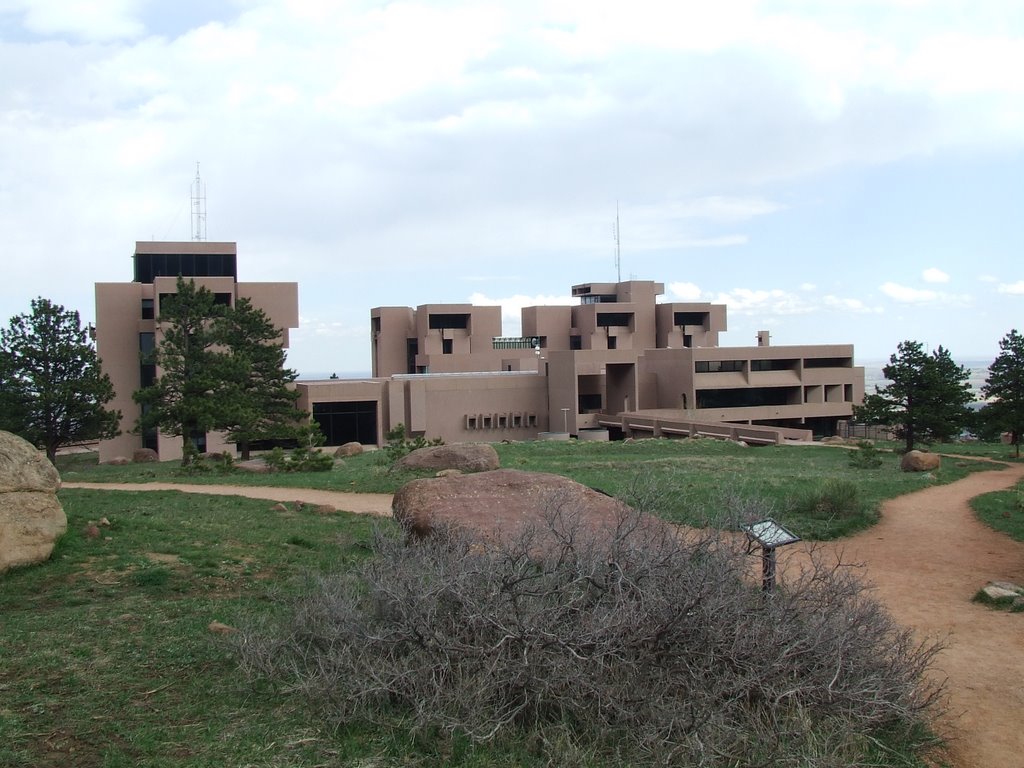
[[312, 401, 378, 446]]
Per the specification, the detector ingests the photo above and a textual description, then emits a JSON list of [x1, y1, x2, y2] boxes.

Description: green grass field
[[7, 437, 1001, 766]]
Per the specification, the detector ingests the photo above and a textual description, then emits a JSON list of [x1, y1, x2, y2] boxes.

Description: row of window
[[465, 413, 539, 430], [697, 358, 854, 373]]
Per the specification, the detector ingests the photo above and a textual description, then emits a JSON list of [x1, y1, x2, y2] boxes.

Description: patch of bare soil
[[778, 462, 1024, 768], [60, 482, 393, 516]]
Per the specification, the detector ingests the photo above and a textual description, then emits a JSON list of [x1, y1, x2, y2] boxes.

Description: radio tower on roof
[[191, 162, 207, 241]]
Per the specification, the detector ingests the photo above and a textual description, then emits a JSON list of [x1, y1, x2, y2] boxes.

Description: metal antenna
[[191, 162, 207, 241], [614, 202, 621, 282]]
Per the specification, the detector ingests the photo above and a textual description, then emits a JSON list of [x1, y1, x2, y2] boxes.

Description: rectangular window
[[607, 336, 617, 350], [139, 332, 156, 359], [466, 416, 477, 429], [442, 338, 453, 354], [141, 298, 154, 320], [527, 414, 537, 427], [695, 360, 744, 373], [751, 359, 797, 372], [498, 415, 508, 428], [512, 414, 522, 427], [482, 416, 492, 429], [596, 312, 632, 327], [428, 313, 469, 330], [673, 311, 708, 326], [214, 293, 232, 306], [570, 335, 582, 350]]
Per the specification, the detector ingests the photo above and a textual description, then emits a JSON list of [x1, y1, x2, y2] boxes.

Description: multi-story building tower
[[95, 241, 298, 462], [299, 279, 864, 447]]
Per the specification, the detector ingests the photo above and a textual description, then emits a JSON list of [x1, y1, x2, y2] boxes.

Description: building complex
[[95, 241, 864, 462]]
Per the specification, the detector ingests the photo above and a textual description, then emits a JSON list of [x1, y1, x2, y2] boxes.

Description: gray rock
[[334, 442, 364, 458], [0, 431, 66, 572], [132, 448, 159, 463], [982, 584, 1019, 600]]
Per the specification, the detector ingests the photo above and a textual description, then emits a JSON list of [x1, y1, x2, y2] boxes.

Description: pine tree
[[0, 298, 121, 462], [214, 297, 304, 460], [982, 329, 1024, 458], [133, 278, 233, 464], [855, 340, 973, 453]]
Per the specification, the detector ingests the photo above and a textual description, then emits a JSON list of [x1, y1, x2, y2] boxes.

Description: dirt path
[[60, 482, 394, 516], [778, 462, 1024, 768], [63, 466, 1024, 767]]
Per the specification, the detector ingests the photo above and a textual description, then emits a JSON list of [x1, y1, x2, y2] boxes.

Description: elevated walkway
[[597, 409, 812, 445]]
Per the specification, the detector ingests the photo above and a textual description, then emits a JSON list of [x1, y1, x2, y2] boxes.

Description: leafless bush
[[234, 498, 944, 766]]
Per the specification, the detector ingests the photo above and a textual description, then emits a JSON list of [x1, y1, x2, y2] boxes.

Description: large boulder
[[335, 442, 364, 458], [900, 450, 941, 472], [0, 431, 66, 572], [395, 443, 500, 473], [133, 448, 159, 463], [392, 469, 668, 548]]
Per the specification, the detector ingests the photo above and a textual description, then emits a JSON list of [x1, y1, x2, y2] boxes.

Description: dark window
[[312, 401, 378, 446], [139, 364, 156, 388], [190, 430, 207, 454], [751, 358, 797, 372], [141, 298, 154, 320], [607, 336, 617, 349], [683, 334, 692, 348], [442, 338, 453, 354], [696, 386, 799, 409], [673, 311, 708, 326], [406, 339, 418, 374], [803, 357, 852, 368], [569, 335, 582, 350], [214, 293, 232, 306], [139, 332, 156, 359], [428, 313, 469, 330], [695, 360, 744, 373], [597, 312, 632, 327], [133, 252, 237, 283], [579, 393, 602, 412]]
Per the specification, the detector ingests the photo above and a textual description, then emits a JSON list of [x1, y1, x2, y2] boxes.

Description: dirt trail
[[63, 464, 1024, 767], [61, 481, 394, 516], [778, 462, 1024, 768]]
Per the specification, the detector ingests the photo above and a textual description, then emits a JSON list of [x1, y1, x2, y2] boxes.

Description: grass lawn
[[59, 438, 1001, 540], [0, 489, 549, 767], [971, 479, 1024, 542], [9, 435, 988, 767]]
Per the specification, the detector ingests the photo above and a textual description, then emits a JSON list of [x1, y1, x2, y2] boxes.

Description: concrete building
[[96, 244, 863, 459], [300, 279, 864, 447], [95, 241, 298, 462]]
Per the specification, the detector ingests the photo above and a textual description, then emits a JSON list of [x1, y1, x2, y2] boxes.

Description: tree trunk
[[239, 439, 251, 462]]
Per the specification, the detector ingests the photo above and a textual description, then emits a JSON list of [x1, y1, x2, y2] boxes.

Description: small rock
[[334, 442, 364, 458], [83, 524, 101, 539], [208, 620, 237, 635], [98, 517, 111, 527], [982, 584, 1018, 600], [271, 503, 288, 512], [105, 456, 130, 466], [988, 580, 1022, 593]]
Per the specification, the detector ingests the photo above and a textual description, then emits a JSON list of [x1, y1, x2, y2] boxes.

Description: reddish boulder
[[335, 442, 364, 458], [132, 448, 159, 463], [392, 469, 668, 548], [900, 450, 941, 472], [0, 430, 66, 572], [395, 443, 499, 473]]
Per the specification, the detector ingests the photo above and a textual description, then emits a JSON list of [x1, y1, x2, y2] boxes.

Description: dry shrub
[[234, 499, 943, 766]]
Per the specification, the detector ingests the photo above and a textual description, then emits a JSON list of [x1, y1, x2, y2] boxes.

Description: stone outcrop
[[392, 469, 668, 548], [132, 448, 159, 463], [900, 450, 941, 472], [395, 443, 500, 473], [0, 431, 66, 572], [335, 442, 364, 458]]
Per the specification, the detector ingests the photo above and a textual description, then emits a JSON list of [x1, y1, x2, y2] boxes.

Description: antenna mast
[[614, 202, 621, 282], [191, 162, 207, 241]]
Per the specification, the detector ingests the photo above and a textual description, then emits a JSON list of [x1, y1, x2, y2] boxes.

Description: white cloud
[[800, 282, 817, 292], [822, 295, 883, 314], [7, 0, 145, 40], [468, 292, 575, 335], [667, 282, 703, 301], [709, 288, 815, 316], [978, 274, 999, 282], [922, 267, 950, 283], [997, 281, 1024, 295], [880, 282, 938, 303]]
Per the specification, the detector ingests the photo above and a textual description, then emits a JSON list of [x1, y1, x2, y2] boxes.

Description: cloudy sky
[[2, 0, 1022, 375]]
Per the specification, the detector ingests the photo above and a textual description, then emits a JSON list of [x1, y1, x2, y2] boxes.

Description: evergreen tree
[[855, 340, 973, 453], [133, 279, 306, 464], [0, 298, 120, 462], [214, 297, 304, 460], [982, 329, 1024, 458], [133, 278, 232, 464]]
